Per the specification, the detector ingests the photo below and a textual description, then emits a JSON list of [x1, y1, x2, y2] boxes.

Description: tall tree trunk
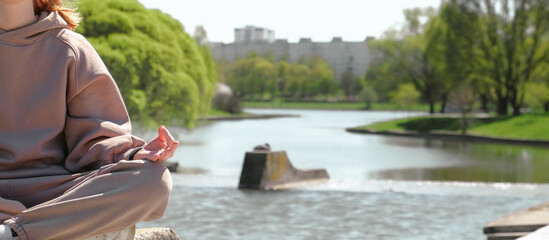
[[429, 100, 435, 114], [440, 94, 448, 113], [496, 100, 507, 116], [496, 92, 508, 116], [510, 88, 521, 116], [460, 112, 468, 135], [480, 94, 490, 113], [512, 106, 521, 116]]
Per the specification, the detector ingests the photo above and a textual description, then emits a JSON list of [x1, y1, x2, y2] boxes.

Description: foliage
[[76, 0, 216, 128], [365, 0, 549, 116], [339, 69, 363, 99], [449, 82, 477, 134], [226, 54, 277, 99], [309, 56, 337, 99], [389, 83, 421, 108], [367, 8, 445, 114], [359, 86, 377, 110], [364, 44, 405, 103], [222, 53, 336, 100], [524, 81, 549, 112], [441, 0, 549, 116]]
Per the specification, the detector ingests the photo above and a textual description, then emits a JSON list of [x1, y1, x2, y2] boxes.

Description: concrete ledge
[[486, 232, 529, 240], [484, 201, 549, 239], [238, 150, 329, 190], [518, 225, 549, 240], [134, 228, 179, 240]]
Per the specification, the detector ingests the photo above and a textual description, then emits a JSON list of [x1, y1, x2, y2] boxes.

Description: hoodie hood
[[0, 11, 67, 45]]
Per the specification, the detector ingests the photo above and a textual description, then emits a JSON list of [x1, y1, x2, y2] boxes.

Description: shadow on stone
[[238, 144, 330, 190]]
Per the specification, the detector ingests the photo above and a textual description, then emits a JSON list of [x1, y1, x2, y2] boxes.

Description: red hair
[[33, 0, 80, 30]]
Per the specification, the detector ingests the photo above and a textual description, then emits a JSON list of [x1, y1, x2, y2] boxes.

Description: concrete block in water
[[238, 150, 329, 190], [163, 161, 179, 172]]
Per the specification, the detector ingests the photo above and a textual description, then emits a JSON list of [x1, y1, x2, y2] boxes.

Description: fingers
[[134, 148, 162, 162], [159, 125, 176, 146], [140, 125, 179, 162], [158, 126, 167, 142], [157, 141, 179, 162]]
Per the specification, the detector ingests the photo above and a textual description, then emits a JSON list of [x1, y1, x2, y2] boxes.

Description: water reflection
[[371, 138, 549, 183]]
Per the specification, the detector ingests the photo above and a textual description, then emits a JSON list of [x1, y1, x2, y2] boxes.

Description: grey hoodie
[[0, 11, 145, 179]]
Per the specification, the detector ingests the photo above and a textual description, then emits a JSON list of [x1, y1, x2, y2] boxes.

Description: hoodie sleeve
[[63, 32, 146, 172]]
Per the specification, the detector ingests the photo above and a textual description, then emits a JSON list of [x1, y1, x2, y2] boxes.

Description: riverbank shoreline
[[346, 128, 549, 147], [242, 101, 430, 112], [200, 113, 299, 121]]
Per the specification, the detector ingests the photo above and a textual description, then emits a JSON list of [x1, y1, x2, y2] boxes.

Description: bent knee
[[113, 160, 172, 198], [138, 160, 172, 196]]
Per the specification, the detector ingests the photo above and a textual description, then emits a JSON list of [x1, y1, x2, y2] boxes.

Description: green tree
[[390, 83, 421, 108], [250, 59, 277, 99], [222, 54, 337, 101], [340, 69, 359, 98], [364, 40, 406, 103], [225, 55, 277, 100], [226, 58, 254, 97], [524, 82, 549, 112], [308, 56, 335, 99], [463, 0, 549, 115], [359, 86, 378, 110], [276, 60, 290, 93], [263, 50, 276, 63], [370, 8, 445, 114], [285, 64, 311, 98], [449, 82, 477, 135], [77, 0, 216, 128], [438, 1, 489, 113]]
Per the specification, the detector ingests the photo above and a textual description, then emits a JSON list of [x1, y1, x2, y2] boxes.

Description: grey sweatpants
[[0, 160, 172, 240]]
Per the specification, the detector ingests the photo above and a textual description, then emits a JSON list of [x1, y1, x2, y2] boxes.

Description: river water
[[137, 109, 549, 239]]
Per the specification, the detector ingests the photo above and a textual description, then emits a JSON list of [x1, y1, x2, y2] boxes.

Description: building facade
[[234, 25, 275, 44], [210, 26, 374, 82]]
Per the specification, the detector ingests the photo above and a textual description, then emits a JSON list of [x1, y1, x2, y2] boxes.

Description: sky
[[137, 0, 442, 43]]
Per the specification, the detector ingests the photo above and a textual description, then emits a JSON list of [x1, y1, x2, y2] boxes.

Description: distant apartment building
[[234, 25, 275, 44], [210, 26, 374, 82]]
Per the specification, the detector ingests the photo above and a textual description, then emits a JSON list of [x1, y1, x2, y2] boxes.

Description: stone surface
[[238, 150, 329, 190], [518, 225, 549, 240], [484, 201, 549, 239], [86, 225, 135, 240], [134, 228, 179, 240]]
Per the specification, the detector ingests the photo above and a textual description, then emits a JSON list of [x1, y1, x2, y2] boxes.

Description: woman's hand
[[134, 126, 179, 162]]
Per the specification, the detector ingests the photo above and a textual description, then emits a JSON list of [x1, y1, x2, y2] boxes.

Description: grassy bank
[[243, 101, 430, 111], [354, 113, 549, 141]]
